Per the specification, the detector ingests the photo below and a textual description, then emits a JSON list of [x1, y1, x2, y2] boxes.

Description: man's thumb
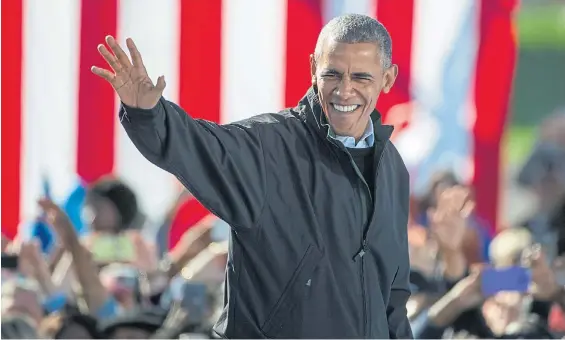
[[155, 75, 166, 92]]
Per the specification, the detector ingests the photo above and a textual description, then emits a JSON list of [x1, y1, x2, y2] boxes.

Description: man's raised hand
[[91, 36, 165, 110]]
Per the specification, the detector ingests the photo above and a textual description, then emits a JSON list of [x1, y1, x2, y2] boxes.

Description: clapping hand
[[91, 36, 165, 110], [37, 198, 77, 248], [428, 186, 475, 252], [522, 244, 561, 301]]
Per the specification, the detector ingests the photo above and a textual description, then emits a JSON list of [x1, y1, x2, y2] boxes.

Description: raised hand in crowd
[[428, 185, 474, 251], [164, 215, 215, 279], [522, 244, 562, 301], [37, 198, 111, 315], [137, 215, 215, 301], [522, 243, 565, 322], [38, 198, 78, 248], [91, 36, 165, 110], [428, 186, 475, 279]]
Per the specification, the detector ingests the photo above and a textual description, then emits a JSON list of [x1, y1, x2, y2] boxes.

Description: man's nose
[[335, 78, 355, 100]]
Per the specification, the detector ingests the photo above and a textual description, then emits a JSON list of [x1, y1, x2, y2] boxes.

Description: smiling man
[[92, 14, 411, 339]]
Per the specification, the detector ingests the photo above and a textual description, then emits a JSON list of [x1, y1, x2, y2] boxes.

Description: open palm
[[91, 36, 165, 110]]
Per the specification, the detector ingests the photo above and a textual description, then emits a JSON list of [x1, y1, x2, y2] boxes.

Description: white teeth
[[332, 104, 358, 112]]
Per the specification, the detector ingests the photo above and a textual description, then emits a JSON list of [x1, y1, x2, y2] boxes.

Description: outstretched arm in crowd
[[38, 199, 117, 318], [92, 36, 267, 230], [163, 214, 215, 278], [415, 266, 491, 339]]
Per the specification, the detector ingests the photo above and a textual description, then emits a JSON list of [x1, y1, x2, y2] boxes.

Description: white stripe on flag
[[115, 0, 180, 223], [21, 0, 81, 221], [396, 0, 479, 194], [322, 0, 375, 23], [221, 0, 287, 123]]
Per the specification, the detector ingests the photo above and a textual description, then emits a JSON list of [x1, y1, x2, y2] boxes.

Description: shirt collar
[[328, 119, 375, 149]]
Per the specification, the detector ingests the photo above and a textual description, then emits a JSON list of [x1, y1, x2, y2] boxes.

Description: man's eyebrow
[[352, 72, 373, 79], [321, 68, 341, 74], [321, 69, 374, 79]]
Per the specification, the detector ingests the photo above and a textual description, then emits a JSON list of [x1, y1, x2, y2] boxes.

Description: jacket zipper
[[330, 139, 388, 337], [351, 142, 387, 338], [348, 154, 372, 338]]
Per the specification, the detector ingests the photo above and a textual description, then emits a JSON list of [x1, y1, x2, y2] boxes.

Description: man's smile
[[331, 103, 361, 113]]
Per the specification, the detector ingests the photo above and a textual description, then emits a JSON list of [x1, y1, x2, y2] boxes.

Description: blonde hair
[[489, 227, 532, 267]]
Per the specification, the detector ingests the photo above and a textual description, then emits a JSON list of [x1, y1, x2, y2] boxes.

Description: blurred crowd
[[1, 109, 565, 339], [1, 178, 228, 339]]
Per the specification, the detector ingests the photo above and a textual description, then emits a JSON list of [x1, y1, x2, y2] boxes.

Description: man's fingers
[[148, 76, 167, 100], [155, 75, 166, 92], [105, 35, 132, 69], [126, 38, 144, 68], [91, 66, 115, 83], [97, 44, 121, 73]]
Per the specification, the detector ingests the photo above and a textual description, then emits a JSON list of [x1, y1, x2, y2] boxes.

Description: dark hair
[[88, 177, 139, 229]]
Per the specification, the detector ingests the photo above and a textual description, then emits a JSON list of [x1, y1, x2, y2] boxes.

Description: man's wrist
[[440, 249, 467, 279]]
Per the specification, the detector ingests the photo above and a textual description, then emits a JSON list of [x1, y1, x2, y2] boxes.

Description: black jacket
[[121, 87, 413, 339]]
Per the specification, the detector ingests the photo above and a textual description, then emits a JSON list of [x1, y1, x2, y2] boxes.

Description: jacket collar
[[298, 86, 393, 143]]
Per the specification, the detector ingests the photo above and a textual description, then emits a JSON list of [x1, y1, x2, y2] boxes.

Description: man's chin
[[328, 123, 354, 137]]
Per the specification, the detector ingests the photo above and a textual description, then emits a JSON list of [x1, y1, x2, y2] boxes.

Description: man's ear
[[382, 64, 399, 94], [309, 54, 317, 85]]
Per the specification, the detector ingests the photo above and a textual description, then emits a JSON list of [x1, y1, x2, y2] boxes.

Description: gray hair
[[314, 14, 392, 69]]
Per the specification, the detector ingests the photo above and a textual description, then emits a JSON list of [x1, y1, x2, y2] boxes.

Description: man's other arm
[[387, 164, 413, 339], [120, 98, 266, 229]]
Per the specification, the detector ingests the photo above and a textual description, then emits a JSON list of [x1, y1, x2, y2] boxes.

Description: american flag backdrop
[[1, 0, 517, 240]]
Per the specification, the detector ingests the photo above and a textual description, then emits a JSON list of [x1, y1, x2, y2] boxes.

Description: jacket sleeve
[[387, 162, 414, 339], [120, 97, 267, 229]]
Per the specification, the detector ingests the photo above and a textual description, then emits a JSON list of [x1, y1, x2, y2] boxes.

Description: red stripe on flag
[[171, 0, 221, 241], [375, 0, 414, 123], [1, 0, 23, 239], [178, 0, 222, 123], [285, 0, 323, 107], [168, 197, 210, 250], [77, 0, 118, 184], [473, 0, 518, 231]]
